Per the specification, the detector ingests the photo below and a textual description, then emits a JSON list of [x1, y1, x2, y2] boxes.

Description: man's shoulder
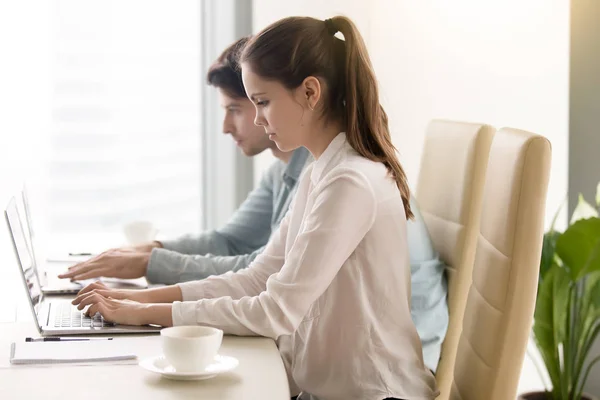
[[258, 158, 287, 187], [259, 148, 312, 187]]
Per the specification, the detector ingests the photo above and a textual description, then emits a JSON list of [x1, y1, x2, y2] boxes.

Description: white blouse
[[172, 133, 438, 400]]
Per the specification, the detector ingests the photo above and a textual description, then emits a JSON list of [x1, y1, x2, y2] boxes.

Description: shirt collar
[[310, 132, 347, 184], [283, 147, 311, 188]]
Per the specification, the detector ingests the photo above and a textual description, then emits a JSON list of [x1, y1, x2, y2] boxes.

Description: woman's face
[[241, 63, 316, 153]]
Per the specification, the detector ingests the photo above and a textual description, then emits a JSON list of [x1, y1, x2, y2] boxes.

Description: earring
[[308, 104, 315, 111]]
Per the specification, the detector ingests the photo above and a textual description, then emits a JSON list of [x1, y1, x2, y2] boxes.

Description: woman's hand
[[85, 296, 150, 326], [72, 281, 151, 304], [71, 282, 173, 326]]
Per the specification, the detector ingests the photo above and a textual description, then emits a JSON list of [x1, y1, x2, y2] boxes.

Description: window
[[40, 0, 203, 252], [0, 0, 250, 316]]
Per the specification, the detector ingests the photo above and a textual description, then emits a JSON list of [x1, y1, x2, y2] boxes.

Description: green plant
[[533, 182, 600, 399]]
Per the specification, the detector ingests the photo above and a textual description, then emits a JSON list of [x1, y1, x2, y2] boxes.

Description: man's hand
[[58, 242, 162, 281]]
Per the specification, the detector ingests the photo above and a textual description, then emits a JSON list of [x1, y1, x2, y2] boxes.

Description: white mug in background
[[160, 326, 223, 372], [123, 221, 158, 246]]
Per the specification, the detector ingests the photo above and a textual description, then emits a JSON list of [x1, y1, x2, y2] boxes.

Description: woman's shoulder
[[338, 149, 389, 181], [318, 156, 384, 196]]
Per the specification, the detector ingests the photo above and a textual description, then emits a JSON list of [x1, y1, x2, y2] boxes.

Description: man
[[60, 37, 448, 373]]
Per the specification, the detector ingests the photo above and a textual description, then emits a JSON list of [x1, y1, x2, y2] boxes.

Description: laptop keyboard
[[53, 302, 114, 328]]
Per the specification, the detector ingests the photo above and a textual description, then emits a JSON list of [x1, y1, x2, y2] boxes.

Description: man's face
[[219, 88, 274, 156]]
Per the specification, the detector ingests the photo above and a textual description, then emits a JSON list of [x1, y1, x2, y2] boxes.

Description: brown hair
[[241, 16, 413, 219], [207, 37, 249, 99]]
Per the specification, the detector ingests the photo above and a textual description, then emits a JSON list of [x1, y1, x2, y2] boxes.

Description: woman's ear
[[302, 76, 322, 111]]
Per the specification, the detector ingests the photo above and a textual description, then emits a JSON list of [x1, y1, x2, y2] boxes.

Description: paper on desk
[[1, 336, 160, 369], [7, 359, 139, 369], [10, 340, 137, 366]]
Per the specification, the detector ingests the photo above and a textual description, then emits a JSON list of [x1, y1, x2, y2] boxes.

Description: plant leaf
[[540, 231, 561, 283], [556, 217, 600, 280], [571, 194, 599, 224], [569, 272, 600, 396], [597, 182, 600, 207], [583, 271, 600, 316], [533, 264, 570, 394]]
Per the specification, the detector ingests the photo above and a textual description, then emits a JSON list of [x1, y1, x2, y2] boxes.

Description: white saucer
[[139, 354, 239, 381]]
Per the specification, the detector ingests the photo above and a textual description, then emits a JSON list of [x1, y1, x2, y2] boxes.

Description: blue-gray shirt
[[147, 147, 448, 372]]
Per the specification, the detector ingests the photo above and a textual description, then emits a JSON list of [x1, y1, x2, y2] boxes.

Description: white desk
[[0, 207, 290, 399], [0, 321, 290, 400]]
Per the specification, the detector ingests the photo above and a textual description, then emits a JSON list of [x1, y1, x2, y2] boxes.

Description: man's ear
[[302, 76, 322, 111]]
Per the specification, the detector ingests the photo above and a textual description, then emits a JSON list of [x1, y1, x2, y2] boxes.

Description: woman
[[73, 16, 438, 400]]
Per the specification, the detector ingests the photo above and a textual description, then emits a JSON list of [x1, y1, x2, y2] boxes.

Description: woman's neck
[[305, 121, 344, 159]]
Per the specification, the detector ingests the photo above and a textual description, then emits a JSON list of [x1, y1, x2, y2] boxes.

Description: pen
[[69, 252, 93, 256], [25, 337, 113, 342]]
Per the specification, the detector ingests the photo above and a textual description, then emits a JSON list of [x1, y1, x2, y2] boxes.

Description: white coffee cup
[[160, 326, 223, 372], [123, 221, 158, 246]]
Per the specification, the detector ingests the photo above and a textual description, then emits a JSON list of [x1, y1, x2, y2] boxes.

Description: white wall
[[253, 0, 570, 230]]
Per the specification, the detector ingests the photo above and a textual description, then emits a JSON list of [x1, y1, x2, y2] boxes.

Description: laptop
[[5, 197, 161, 335], [18, 189, 148, 294]]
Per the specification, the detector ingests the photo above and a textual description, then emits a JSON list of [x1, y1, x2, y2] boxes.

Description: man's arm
[[146, 245, 264, 285], [59, 161, 286, 282], [160, 160, 285, 257]]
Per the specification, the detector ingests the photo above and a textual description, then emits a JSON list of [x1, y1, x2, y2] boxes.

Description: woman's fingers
[[73, 288, 117, 308], [86, 303, 106, 319], [72, 289, 94, 306], [85, 295, 116, 318], [88, 298, 126, 323], [96, 289, 128, 300], [75, 292, 105, 310], [74, 281, 108, 298], [75, 292, 142, 325]]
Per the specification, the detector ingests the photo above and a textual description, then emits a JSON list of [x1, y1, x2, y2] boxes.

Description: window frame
[[200, 0, 254, 230]]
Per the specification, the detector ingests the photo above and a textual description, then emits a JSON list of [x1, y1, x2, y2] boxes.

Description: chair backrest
[[415, 119, 495, 399], [450, 128, 552, 400]]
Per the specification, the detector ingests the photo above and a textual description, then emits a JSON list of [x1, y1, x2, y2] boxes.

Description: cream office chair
[[450, 128, 551, 400], [415, 119, 495, 399]]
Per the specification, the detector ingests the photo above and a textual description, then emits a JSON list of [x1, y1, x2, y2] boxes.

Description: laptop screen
[[21, 186, 37, 261], [4, 197, 42, 312]]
